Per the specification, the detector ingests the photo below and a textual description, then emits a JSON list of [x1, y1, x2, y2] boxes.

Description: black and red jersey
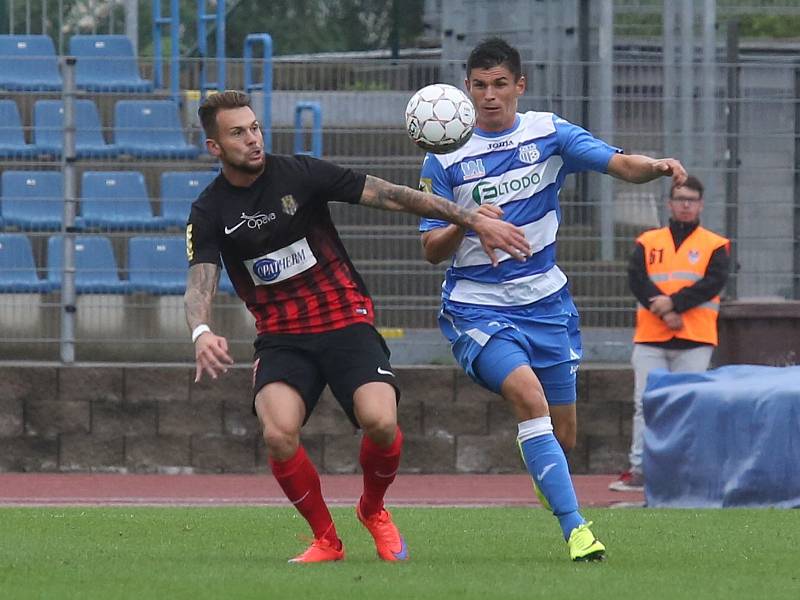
[[187, 154, 374, 335]]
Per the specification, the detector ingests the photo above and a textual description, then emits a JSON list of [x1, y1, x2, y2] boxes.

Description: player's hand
[[474, 204, 504, 219], [652, 158, 687, 187], [662, 311, 683, 331], [194, 331, 234, 382], [455, 204, 503, 231], [471, 213, 531, 267], [648, 294, 674, 316]]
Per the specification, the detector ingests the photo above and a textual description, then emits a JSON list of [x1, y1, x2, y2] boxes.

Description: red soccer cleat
[[356, 503, 409, 561], [288, 536, 344, 564], [608, 469, 644, 492]]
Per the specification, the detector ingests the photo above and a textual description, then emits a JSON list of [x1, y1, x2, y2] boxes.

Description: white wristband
[[191, 324, 211, 343]]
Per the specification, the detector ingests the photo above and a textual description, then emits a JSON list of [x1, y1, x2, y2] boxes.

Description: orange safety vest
[[634, 225, 730, 346]]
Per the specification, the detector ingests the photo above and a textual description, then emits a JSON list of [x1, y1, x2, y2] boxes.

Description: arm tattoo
[[360, 175, 477, 228], [184, 263, 220, 331]]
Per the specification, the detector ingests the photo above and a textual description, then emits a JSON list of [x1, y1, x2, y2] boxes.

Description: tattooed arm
[[184, 263, 219, 331], [184, 263, 233, 382], [360, 175, 531, 267]]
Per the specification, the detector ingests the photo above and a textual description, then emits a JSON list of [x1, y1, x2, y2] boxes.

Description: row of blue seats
[[0, 34, 150, 92], [0, 169, 217, 230], [0, 99, 199, 159], [0, 233, 235, 295]]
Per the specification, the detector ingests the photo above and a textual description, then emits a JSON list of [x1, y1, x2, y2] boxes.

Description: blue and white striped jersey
[[419, 111, 620, 310]]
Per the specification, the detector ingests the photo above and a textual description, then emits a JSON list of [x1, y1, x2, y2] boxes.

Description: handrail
[[243, 33, 273, 153], [152, 0, 180, 103], [294, 101, 323, 158], [197, 0, 226, 95]]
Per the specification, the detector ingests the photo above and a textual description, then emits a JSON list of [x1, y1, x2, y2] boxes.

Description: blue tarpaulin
[[643, 364, 800, 508]]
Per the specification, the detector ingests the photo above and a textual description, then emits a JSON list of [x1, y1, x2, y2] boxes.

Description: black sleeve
[[671, 244, 731, 313], [303, 156, 367, 205], [628, 242, 663, 307], [186, 201, 221, 267]]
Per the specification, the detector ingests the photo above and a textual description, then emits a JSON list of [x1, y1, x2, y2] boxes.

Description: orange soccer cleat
[[288, 536, 345, 564], [356, 503, 409, 562]]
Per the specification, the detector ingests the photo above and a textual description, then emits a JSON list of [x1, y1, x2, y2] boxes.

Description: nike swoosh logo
[[289, 490, 310, 505], [224, 220, 247, 235], [537, 462, 557, 481], [377, 367, 395, 377], [392, 537, 409, 560], [374, 469, 398, 479]]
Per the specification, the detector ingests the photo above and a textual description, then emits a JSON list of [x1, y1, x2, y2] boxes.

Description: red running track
[[0, 473, 644, 508]]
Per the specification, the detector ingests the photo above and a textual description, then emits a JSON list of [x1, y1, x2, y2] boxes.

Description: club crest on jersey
[[518, 143, 540, 164], [281, 194, 297, 216], [460, 159, 485, 181], [688, 249, 700, 264]]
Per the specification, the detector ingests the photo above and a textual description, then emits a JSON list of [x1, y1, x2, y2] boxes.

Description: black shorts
[[252, 322, 400, 427]]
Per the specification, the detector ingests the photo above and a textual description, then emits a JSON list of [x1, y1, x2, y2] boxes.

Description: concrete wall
[[0, 364, 633, 475]]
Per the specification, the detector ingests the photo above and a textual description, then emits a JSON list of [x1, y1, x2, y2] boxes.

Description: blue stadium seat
[[0, 34, 62, 91], [47, 235, 127, 293], [114, 100, 199, 159], [0, 100, 36, 158], [0, 233, 53, 292], [128, 236, 187, 294], [160, 170, 217, 227], [33, 99, 117, 158], [1, 170, 63, 231], [78, 171, 165, 230], [69, 35, 152, 93]]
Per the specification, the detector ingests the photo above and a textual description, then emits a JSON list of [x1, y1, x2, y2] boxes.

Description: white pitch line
[[0, 496, 535, 508]]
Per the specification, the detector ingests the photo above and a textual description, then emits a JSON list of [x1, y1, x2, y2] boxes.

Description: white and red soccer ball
[[405, 83, 475, 154]]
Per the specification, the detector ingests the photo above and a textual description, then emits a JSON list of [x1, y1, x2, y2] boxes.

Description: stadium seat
[[159, 170, 217, 227], [1, 170, 63, 231], [114, 100, 200, 159], [0, 100, 36, 159], [0, 34, 62, 91], [33, 99, 117, 158], [46, 235, 127, 293], [127, 236, 187, 294], [69, 34, 152, 92], [0, 233, 53, 292], [78, 171, 165, 230]]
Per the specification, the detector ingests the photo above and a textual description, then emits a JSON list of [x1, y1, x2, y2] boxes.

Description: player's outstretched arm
[[184, 263, 234, 382], [360, 175, 531, 266], [607, 154, 687, 187]]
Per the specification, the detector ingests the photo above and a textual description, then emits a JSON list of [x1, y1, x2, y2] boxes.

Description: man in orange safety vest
[[610, 175, 730, 492]]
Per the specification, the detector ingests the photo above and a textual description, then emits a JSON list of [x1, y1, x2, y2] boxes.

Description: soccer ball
[[405, 83, 475, 154]]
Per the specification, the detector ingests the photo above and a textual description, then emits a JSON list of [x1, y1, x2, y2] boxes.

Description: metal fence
[[1, 2, 799, 362]]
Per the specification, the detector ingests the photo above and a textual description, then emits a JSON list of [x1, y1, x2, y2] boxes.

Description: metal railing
[[1, 3, 799, 362]]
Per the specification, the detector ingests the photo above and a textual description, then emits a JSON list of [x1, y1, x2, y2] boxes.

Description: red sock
[[269, 446, 339, 547], [359, 427, 403, 517]]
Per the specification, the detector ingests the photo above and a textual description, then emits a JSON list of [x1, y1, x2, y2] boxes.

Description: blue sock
[[518, 417, 585, 540]]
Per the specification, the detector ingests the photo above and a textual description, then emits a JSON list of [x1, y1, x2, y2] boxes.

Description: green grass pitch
[[1, 506, 798, 599]]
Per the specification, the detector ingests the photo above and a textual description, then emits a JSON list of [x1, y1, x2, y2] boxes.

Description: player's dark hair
[[466, 38, 523, 81], [198, 90, 252, 139], [670, 175, 704, 198]]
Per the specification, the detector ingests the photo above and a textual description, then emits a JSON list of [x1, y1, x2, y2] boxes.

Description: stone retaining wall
[[0, 364, 633, 474]]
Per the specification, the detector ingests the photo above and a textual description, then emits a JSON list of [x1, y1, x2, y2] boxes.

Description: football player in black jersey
[[184, 91, 531, 563]]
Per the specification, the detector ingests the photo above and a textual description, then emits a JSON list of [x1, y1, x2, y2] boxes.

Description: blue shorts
[[439, 287, 582, 405]]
